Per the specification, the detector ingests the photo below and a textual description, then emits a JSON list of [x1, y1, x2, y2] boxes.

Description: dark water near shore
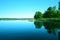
[[0, 20, 60, 40]]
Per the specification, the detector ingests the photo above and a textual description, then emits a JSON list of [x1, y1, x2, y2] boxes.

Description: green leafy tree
[[52, 6, 56, 11], [43, 6, 60, 18], [43, 7, 52, 18], [56, 10, 60, 18], [34, 11, 43, 19], [47, 7, 52, 11]]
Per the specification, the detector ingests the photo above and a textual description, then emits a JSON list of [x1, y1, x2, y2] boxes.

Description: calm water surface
[[0, 20, 60, 40]]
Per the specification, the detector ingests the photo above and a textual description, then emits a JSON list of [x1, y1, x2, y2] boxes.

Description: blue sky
[[0, 0, 59, 18]]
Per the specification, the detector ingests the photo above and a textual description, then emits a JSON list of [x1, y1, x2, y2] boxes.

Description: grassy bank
[[34, 18, 60, 22]]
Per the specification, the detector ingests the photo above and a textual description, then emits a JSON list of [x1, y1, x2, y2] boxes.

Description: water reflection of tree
[[43, 20, 60, 35], [58, 31, 60, 40], [34, 21, 43, 29], [34, 20, 60, 40]]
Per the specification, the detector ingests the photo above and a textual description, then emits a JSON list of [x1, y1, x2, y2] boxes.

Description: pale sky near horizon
[[0, 0, 59, 18]]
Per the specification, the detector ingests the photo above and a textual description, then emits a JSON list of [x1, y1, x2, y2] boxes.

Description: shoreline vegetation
[[34, 18, 60, 22], [34, 6, 60, 21], [0, 18, 33, 20], [0, 18, 34, 22]]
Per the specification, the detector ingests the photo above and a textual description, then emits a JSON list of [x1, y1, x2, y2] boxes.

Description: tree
[[47, 7, 52, 11], [43, 6, 60, 18], [56, 10, 60, 18], [52, 6, 56, 11], [34, 11, 43, 19]]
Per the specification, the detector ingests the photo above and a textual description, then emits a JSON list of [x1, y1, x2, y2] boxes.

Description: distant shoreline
[[0, 18, 60, 22], [0, 18, 33, 20]]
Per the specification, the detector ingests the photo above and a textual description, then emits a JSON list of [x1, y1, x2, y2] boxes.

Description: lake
[[0, 20, 60, 40]]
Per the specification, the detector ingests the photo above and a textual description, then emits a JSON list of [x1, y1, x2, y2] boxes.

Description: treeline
[[0, 18, 33, 20], [34, 6, 60, 20]]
